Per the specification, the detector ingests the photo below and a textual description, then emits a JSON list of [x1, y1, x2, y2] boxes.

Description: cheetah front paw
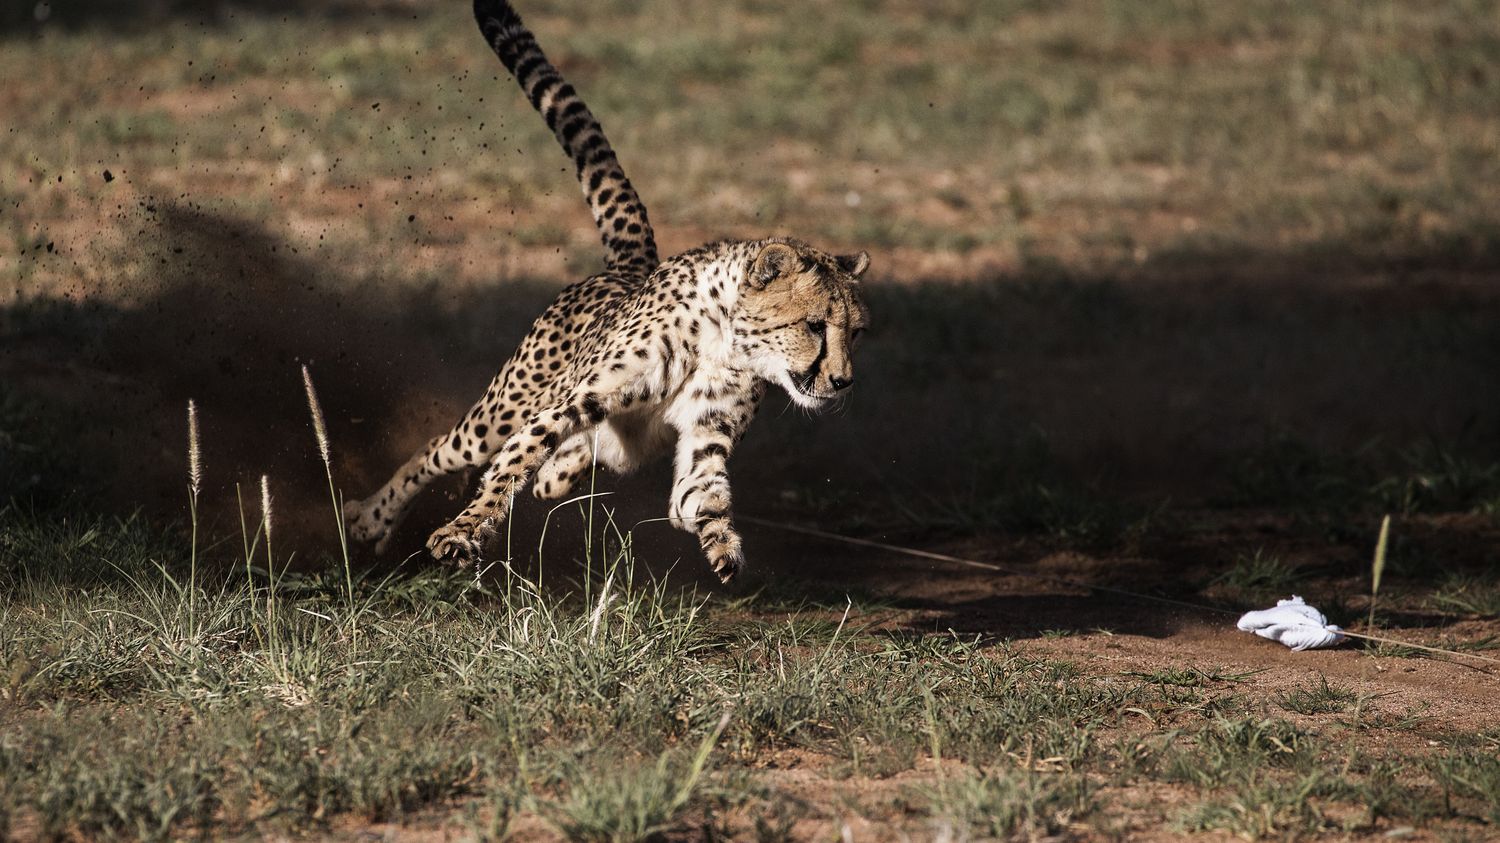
[[426, 518, 486, 567], [702, 529, 745, 584]]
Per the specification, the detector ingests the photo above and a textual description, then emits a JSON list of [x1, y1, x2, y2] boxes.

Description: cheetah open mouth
[[784, 370, 836, 408]]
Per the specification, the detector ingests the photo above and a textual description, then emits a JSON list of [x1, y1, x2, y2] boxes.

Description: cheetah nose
[[830, 375, 853, 391]]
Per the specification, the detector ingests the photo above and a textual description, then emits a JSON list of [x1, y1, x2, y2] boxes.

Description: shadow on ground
[[3, 0, 423, 35], [3, 203, 1499, 611]]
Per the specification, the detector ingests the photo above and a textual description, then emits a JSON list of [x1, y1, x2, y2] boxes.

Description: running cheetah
[[344, 0, 871, 581]]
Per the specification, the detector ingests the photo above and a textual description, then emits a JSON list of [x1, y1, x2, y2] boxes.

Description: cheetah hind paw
[[343, 498, 383, 543]]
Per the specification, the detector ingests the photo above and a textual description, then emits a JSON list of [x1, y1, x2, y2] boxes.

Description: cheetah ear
[[748, 242, 799, 289], [836, 250, 871, 279]]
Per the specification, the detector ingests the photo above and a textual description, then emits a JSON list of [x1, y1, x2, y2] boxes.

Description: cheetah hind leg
[[344, 404, 517, 554], [342, 433, 455, 555]]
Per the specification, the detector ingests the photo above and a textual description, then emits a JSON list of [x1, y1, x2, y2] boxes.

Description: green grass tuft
[[1210, 548, 1303, 597], [922, 768, 1093, 840], [1277, 678, 1362, 716], [1430, 574, 1500, 618]]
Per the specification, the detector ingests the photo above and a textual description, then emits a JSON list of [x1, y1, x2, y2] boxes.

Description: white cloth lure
[[1236, 596, 1346, 651]]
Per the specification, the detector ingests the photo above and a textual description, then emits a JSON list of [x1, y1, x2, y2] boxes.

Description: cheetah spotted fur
[[343, 0, 871, 582]]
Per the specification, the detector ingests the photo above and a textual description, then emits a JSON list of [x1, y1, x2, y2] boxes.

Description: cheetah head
[[739, 240, 871, 410]]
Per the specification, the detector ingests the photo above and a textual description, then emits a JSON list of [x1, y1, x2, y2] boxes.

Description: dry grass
[[3, 505, 1497, 840], [3, 1, 1500, 838]]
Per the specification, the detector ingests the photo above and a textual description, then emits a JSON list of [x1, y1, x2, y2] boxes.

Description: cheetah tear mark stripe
[[473, 0, 659, 276]]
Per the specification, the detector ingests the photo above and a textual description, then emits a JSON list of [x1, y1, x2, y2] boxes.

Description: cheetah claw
[[711, 551, 744, 584], [426, 521, 483, 567]]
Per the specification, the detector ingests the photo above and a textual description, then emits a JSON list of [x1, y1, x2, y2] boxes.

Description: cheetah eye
[[807, 320, 826, 336]]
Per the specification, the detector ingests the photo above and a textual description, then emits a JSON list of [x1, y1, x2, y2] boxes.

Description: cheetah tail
[[473, 0, 659, 276]]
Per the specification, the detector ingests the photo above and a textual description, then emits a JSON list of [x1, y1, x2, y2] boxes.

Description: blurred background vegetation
[[2, 0, 1498, 541]]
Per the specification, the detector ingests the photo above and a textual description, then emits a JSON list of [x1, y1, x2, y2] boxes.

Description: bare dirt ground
[[824, 538, 1500, 733]]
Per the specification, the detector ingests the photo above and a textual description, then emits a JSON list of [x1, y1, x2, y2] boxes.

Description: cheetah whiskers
[[831, 391, 854, 417], [777, 399, 807, 421]]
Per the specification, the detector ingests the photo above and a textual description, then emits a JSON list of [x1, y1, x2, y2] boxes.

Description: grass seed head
[[301, 363, 331, 467], [260, 474, 274, 552], [1372, 514, 1391, 598], [186, 399, 202, 497]]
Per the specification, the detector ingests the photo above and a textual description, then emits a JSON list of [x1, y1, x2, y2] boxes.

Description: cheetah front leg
[[668, 393, 761, 582], [426, 395, 610, 565]]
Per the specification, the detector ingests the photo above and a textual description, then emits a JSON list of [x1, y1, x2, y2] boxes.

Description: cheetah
[[343, 0, 871, 582]]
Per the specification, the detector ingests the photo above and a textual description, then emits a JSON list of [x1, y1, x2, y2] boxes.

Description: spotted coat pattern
[[343, 1, 871, 581]]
